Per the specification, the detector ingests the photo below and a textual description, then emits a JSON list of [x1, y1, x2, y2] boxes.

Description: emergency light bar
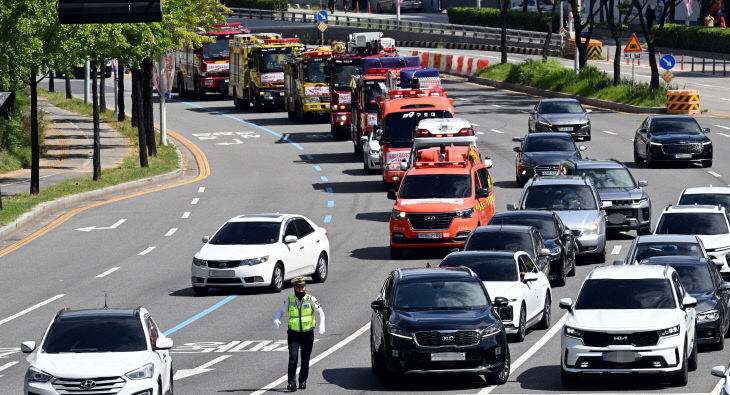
[[263, 38, 302, 44], [386, 88, 446, 99], [414, 161, 468, 168], [415, 128, 474, 138], [215, 23, 242, 29], [303, 51, 333, 57]]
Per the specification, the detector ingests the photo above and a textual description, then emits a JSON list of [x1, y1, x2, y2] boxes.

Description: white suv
[[654, 205, 730, 279], [23, 307, 173, 395], [559, 265, 697, 387]]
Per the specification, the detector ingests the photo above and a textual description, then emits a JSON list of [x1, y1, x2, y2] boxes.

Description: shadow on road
[[355, 212, 390, 223], [321, 367, 489, 392]]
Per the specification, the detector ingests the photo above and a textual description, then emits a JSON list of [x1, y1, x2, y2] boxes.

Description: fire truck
[[175, 24, 248, 98], [284, 47, 332, 121], [229, 35, 304, 111]]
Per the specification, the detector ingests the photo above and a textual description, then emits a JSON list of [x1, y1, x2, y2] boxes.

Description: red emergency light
[[303, 51, 333, 57], [386, 88, 446, 99], [263, 38, 302, 44], [414, 161, 468, 168], [415, 127, 474, 138]]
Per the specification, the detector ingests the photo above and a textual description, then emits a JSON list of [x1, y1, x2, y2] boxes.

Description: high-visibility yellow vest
[[288, 294, 315, 331]]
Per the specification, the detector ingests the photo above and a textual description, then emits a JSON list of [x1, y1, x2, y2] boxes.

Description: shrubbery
[[0, 91, 46, 173], [447, 7, 558, 33], [221, 0, 288, 10], [653, 23, 730, 54]]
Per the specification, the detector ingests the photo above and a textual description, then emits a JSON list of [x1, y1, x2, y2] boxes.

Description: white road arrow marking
[[0, 361, 18, 377], [216, 139, 243, 146], [173, 355, 230, 381], [75, 219, 126, 232]]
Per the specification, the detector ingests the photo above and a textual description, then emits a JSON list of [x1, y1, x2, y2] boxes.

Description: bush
[[0, 90, 46, 173], [653, 23, 730, 54], [221, 0, 288, 10], [447, 7, 558, 33]]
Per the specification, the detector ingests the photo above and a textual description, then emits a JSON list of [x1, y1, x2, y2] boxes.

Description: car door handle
[[300, 246, 304, 250], [316, 239, 320, 243]]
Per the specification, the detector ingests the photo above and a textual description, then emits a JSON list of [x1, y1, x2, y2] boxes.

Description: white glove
[[318, 326, 325, 335], [274, 319, 282, 328]]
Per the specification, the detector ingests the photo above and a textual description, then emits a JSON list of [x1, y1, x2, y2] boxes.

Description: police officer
[[273, 277, 325, 392]]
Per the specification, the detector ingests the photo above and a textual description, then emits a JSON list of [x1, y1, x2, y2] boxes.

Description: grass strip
[[0, 89, 180, 226]]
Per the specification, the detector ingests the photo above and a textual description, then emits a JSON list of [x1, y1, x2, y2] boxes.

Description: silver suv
[[509, 175, 607, 262]]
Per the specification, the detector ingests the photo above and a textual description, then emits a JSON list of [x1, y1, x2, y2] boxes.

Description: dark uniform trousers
[[287, 329, 314, 386]]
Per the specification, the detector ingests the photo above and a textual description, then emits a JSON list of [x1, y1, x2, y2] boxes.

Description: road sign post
[[318, 22, 327, 45], [623, 33, 643, 82], [660, 54, 676, 70]]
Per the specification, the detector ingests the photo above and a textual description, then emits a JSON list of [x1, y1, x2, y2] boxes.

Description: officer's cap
[[292, 277, 307, 286]]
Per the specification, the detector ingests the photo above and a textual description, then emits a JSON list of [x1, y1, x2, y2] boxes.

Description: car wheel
[[509, 305, 526, 342], [390, 246, 403, 259], [688, 335, 698, 371], [370, 334, 379, 374], [715, 330, 725, 351], [485, 347, 510, 385], [561, 366, 579, 387], [633, 145, 644, 164], [168, 372, 173, 395], [233, 90, 243, 109], [192, 285, 207, 296], [554, 258, 566, 286], [253, 94, 263, 112], [645, 149, 655, 168], [593, 248, 606, 263], [313, 252, 328, 283], [537, 292, 551, 329], [702, 159, 713, 168], [638, 226, 652, 235], [583, 135, 591, 142], [568, 249, 576, 276], [670, 340, 689, 386], [269, 263, 284, 293]]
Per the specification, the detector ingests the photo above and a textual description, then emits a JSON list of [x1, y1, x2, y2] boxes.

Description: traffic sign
[[662, 70, 674, 84], [624, 33, 643, 53], [558, 26, 567, 34], [622, 52, 641, 59], [660, 54, 676, 70], [317, 10, 328, 22], [318, 22, 327, 32]]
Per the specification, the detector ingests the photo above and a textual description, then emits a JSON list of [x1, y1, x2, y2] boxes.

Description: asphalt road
[[1, 73, 729, 395]]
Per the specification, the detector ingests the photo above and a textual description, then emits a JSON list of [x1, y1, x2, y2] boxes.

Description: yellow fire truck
[[229, 35, 304, 111], [283, 47, 332, 121]]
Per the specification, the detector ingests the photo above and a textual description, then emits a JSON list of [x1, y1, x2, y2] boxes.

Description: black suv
[[633, 115, 712, 167], [559, 158, 651, 234], [465, 225, 551, 279], [370, 267, 510, 385], [513, 133, 586, 187]]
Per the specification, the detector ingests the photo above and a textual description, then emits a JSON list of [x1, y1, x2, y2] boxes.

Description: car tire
[[688, 335, 698, 371], [583, 135, 591, 142], [670, 340, 689, 386], [568, 249, 576, 276], [593, 248, 606, 263], [509, 305, 526, 342], [537, 292, 551, 329], [192, 286, 207, 296], [645, 149, 655, 168], [561, 366, 579, 387], [485, 347, 510, 385], [715, 331, 725, 351], [638, 226, 652, 235], [633, 145, 644, 164], [269, 263, 284, 293], [390, 246, 403, 259], [702, 159, 713, 168], [554, 259, 566, 286], [313, 252, 328, 283], [158, 380, 163, 395]]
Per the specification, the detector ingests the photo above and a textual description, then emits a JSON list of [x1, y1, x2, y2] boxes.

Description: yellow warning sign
[[318, 22, 327, 32], [624, 33, 642, 53], [662, 70, 674, 84]]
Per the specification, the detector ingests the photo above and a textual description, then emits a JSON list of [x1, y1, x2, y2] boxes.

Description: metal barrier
[[666, 90, 699, 114]]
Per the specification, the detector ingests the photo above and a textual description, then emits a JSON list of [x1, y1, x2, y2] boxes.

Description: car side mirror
[[375, 128, 383, 140], [703, 127, 711, 134], [513, 146, 521, 153], [371, 299, 386, 311], [559, 298, 573, 311], [493, 297, 509, 307], [578, 145, 587, 151], [360, 136, 368, 144], [720, 281, 730, 291], [483, 157, 493, 168], [399, 160, 408, 171], [475, 188, 490, 199], [602, 201, 613, 208], [711, 365, 727, 378], [539, 248, 551, 257], [387, 189, 397, 200], [506, 203, 517, 211], [528, 110, 536, 115], [284, 235, 298, 244], [511, 137, 524, 142], [523, 272, 539, 282], [563, 229, 573, 237], [682, 295, 697, 309], [613, 259, 625, 265], [638, 180, 648, 187], [155, 337, 174, 350], [21, 341, 36, 354], [585, 108, 592, 114], [713, 259, 725, 269], [202, 236, 210, 243]]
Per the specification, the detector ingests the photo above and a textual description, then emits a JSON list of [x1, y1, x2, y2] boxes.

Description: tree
[[542, 2, 560, 59], [498, 0, 510, 63], [604, 0, 637, 85], [631, 0, 681, 88], [565, 0, 604, 68]]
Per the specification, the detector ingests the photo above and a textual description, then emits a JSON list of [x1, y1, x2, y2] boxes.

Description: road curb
[[465, 75, 667, 114]]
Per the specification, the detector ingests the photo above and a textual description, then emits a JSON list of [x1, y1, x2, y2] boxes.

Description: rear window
[[522, 185, 597, 210], [465, 231, 534, 256], [656, 213, 729, 235], [632, 242, 702, 263], [678, 194, 730, 211], [439, 255, 518, 282], [490, 214, 557, 238]]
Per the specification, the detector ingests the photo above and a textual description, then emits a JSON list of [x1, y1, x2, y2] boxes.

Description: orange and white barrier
[[410, 50, 489, 77]]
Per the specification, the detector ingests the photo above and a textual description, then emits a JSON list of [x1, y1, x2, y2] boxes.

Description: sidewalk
[[0, 100, 132, 197]]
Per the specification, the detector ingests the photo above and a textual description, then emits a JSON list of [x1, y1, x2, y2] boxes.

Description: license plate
[[540, 171, 557, 175], [558, 127, 573, 132], [602, 351, 637, 363], [431, 352, 466, 361], [675, 153, 692, 159], [209, 270, 235, 277], [418, 232, 442, 239]]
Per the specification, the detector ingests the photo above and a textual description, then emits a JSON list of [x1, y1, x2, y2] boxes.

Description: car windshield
[[210, 221, 281, 244], [365, 82, 385, 112], [524, 136, 576, 152], [394, 280, 489, 309], [398, 174, 471, 199], [304, 61, 327, 83], [633, 243, 702, 263], [43, 316, 147, 353], [260, 52, 288, 73], [465, 231, 534, 255], [650, 118, 702, 135], [539, 101, 584, 114], [383, 110, 452, 147], [490, 215, 557, 238], [201, 37, 231, 60], [578, 168, 636, 189], [439, 256, 518, 282], [575, 279, 676, 309], [522, 185, 597, 210], [656, 213, 729, 235], [679, 194, 730, 211], [668, 265, 714, 293], [333, 63, 361, 88]]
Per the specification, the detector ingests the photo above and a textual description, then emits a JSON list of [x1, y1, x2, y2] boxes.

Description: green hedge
[[653, 24, 730, 54], [221, 0, 288, 10], [447, 7, 558, 33]]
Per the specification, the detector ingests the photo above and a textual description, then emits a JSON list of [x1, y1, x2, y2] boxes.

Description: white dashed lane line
[[96, 267, 120, 278], [715, 125, 730, 130], [0, 294, 65, 326], [490, 129, 504, 134], [611, 245, 622, 255], [182, 211, 191, 219], [190, 198, 199, 205], [477, 131, 485, 135], [718, 133, 730, 138], [198, 187, 205, 193], [601, 130, 617, 135], [709, 171, 722, 178], [138, 247, 156, 256], [165, 228, 178, 237]]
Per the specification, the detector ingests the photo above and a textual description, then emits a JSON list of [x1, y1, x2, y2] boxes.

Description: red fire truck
[[175, 23, 249, 98]]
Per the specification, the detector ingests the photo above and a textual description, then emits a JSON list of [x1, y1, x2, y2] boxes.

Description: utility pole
[[158, 53, 168, 146], [113, 59, 118, 114], [84, 59, 90, 104]]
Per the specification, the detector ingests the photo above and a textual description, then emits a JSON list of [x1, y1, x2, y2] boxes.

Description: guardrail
[[226, 8, 562, 50]]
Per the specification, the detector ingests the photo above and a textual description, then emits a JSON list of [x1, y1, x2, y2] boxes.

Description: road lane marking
[[182, 211, 191, 219], [325, 187, 333, 193], [472, 123, 480, 126], [490, 129, 504, 134], [324, 215, 332, 223], [0, 361, 18, 374], [320, 176, 328, 182], [327, 201, 334, 208], [0, 294, 65, 326], [96, 267, 120, 278], [611, 245, 622, 255], [714, 124, 730, 130], [314, 165, 322, 171], [601, 130, 617, 135], [456, 98, 469, 101], [198, 187, 205, 193], [629, 138, 634, 142], [491, 104, 501, 107], [165, 228, 178, 237], [719, 133, 730, 138], [477, 131, 485, 135], [306, 155, 313, 160], [174, 355, 231, 381], [164, 295, 238, 336], [709, 171, 722, 178], [478, 313, 568, 394], [138, 247, 156, 256], [190, 198, 199, 205], [712, 376, 725, 395], [721, 98, 730, 102], [251, 323, 371, 395], [75, 218, 127, 232]]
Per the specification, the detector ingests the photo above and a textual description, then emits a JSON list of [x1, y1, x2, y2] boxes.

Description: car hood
[[696, 234, 730, 250], [691, 290, 720, 313], [29, 351, 151, 378], [539, 114, 588, 125], [197, 243, 275, 260], [651, 133, 708, 144], [567, 309, 683, 331], [395, 198, 471, 213], [554, 210, 600, 228], [483, 281, 521, 300], [522, 151, 580, 164], [597, 188, 646, 201], [393, 308, 498, 331]]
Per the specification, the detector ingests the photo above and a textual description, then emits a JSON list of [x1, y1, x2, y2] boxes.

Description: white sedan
[[191, 213, 330, 294], [440, 250, 552, 342], [361, 129, 381, 173]]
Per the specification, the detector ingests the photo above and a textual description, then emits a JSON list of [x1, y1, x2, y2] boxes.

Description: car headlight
[[126, 363, 154, 380], [26, 366, 53, 383], [564, 326, 584, 339], [391, 209, 406, 220], [698, 310, 720, 321], [632, 196, 649, 205], [480, 322, 501, 338], [386, 163, 400, 170], [658, 325, 680, 338], [455, 208, 474, 218], [537, 120, 552, 127], [550, 246, 562, 257], [579, 120, 590, 126], [242, 256, 269, 265], [304, 97, 319, 103], [580, 222, 599, 236], [389, 324, 413, 340], [650, 142, 663, 146], [703, 140, 712, 145], [520, 157, 536, 166], [192, 257, 208, 267], [369, 149, 379, 155]]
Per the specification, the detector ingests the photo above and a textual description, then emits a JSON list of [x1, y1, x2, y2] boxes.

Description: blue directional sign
[[317, 10, 328, 22], [660, 54, 676, 70]]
